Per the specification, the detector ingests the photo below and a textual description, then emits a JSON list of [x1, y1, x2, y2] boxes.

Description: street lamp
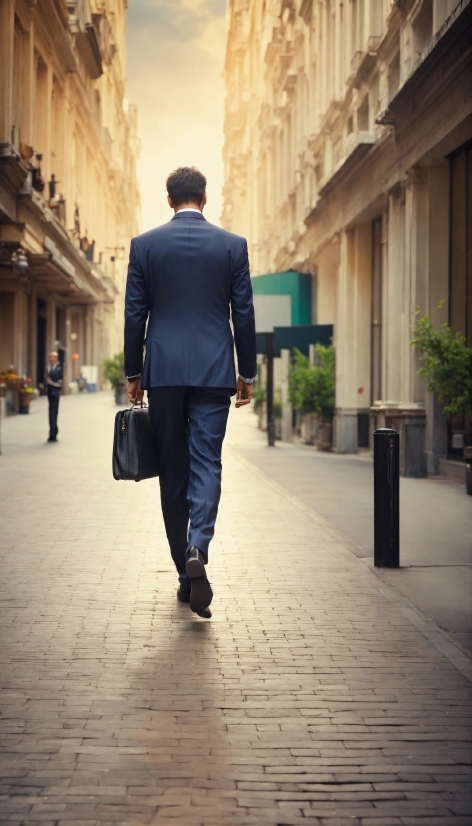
[[11, 250, 29, 280]]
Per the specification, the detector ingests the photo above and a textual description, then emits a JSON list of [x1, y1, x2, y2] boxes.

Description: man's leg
[[186, 387, 232, 559], [148, 387, 190, 588], [48, 389, 60, 439]]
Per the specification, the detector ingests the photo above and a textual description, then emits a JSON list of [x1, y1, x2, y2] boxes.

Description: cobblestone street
[[0, 392, 471, 826]]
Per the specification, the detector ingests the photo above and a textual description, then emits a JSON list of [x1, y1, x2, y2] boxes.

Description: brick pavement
[[0, 392, 471, 826]]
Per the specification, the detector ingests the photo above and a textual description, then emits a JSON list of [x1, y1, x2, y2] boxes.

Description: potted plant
[[103, 352, 127, 405], [411, 302, 472, 492], [252, 383, 266, 429], [19, 378, 34, 414], [0, 367, 19, 388], [288, 345, 335, 449], [288, 349, 316, 443]]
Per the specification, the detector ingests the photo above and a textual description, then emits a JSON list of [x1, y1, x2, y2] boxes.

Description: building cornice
[[377, 0, 472, 128]]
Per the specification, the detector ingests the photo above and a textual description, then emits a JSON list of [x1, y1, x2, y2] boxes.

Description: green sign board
[[256, 325, 333, 357], [251, 270, 312, 326]]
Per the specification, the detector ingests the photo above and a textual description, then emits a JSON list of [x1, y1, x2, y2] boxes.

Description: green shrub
[[289, 345, 335, 422], [273, 399, 283, 420], [411, 303, 472, 417], [103, 351, 125, 388]]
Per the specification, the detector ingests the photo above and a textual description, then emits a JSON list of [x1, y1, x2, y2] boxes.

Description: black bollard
[[374, 428, 399, 567], [266, 332, 276, 446]]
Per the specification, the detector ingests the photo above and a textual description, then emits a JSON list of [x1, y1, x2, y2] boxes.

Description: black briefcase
[[113, 405, 159, 481]]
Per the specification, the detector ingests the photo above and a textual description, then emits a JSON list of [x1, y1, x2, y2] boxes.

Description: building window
[[357, 96, 369, 131]]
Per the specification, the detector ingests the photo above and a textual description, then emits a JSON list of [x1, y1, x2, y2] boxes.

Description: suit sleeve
[[124, 239, 149, 378], [230, 239, 257, 380]]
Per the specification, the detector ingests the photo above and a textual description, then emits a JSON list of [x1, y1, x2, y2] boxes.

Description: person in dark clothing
[[124, 167, 257, 619], [45, 351, 63, 442]]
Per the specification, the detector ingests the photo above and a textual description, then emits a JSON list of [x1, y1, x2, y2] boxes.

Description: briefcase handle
[[120, 402, 149, 434]]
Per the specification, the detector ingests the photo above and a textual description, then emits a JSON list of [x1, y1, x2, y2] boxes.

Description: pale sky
[[127, 0, 228, 232]]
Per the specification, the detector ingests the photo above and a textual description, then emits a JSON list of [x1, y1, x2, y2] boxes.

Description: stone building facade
[[0, 0, 140, 393], [223, 0, 471, 477]]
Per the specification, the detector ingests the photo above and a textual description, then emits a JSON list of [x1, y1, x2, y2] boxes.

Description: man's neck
[[174, 204, 202, 213]]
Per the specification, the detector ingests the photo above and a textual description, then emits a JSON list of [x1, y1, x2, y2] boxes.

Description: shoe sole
[[185, 556, 206, 579], [186, 556, 213, 615], [189, 576, 213, 614], [194, 605, 212, 619]]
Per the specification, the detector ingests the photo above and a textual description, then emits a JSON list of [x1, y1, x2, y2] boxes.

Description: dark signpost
[[256, 324, 333, 448]]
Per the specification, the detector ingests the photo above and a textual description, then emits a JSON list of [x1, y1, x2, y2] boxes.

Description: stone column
[[27, 287, 37, 385], [88, 306, 96, 366], [403, 167, 428, 405], [356, 223, 372, 410], [47, 296, 56, 355], [84, 306, 92, 366], [379, 169, 441, 478], [333, 224, 372, 453], [333, 229, 357, 452], [64, 309, 72, 394], [14, 285, 29, 378], [384, 185, 405, 404]]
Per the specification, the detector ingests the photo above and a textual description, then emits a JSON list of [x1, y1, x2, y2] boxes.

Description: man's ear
[[167, 194, 174, 209], [201, 192, 207, 209]]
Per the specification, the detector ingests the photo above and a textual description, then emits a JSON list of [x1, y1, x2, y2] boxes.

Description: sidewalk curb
[[228, 444, 472, 684]]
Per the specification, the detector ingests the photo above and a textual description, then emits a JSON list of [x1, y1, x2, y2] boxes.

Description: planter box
[[19, 394, 32, 414], [301, 413, 320, 445], [316, 422, 333, 451], [115, 385, 128, 406]]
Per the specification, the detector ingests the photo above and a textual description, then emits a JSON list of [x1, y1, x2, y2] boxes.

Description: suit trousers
[[148, 386, 232, 579], [47, 387, 61, 438]]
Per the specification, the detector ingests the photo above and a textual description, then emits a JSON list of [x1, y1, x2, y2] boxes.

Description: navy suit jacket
[[45, 362, 63, 387], [124, 211, 257, 391]]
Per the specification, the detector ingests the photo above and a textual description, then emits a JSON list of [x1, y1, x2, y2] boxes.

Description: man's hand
[[127, 378, 144, 404], [235, 377, 254, 408]]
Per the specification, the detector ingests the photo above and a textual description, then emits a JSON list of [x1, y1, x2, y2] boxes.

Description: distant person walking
[[45, 351, 63, 442], [124, 167, 257, 618]]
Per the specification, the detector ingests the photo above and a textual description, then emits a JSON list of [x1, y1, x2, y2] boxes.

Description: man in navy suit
[[45, 351, 63, 442], [124, 167, 257, 618]]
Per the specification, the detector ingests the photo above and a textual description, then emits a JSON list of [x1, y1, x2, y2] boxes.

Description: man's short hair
[[49, 351, 58, 357], [166, 167, 207, 207]]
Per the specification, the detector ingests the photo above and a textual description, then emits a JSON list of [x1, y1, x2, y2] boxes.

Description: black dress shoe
[[176, 587, 190, 603], [186, 547, 213, 616], [47, 437, 57, 442], [194, 606, 212, 619], [185, 547, 206, 578]]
